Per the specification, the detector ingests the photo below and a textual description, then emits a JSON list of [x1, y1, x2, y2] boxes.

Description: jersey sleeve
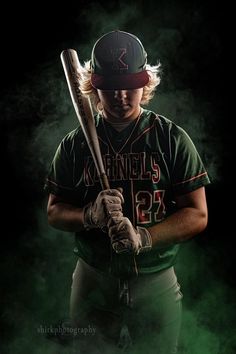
[[170, 124, 210, 195], [44, 133, 79, 202]]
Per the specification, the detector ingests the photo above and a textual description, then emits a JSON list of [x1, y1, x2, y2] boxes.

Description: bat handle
[[100, 173, 110, 190]]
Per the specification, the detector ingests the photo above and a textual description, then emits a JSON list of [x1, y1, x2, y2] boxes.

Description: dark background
[[1, 1, 235, 353]]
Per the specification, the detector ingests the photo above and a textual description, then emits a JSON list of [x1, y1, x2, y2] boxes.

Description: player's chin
[[113, 105, 132, 117]]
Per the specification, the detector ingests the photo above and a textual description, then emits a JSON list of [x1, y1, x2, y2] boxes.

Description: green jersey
[[45, 109, 210, 276]]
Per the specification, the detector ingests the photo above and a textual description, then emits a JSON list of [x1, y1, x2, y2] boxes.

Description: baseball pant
[[70, 258, 182, 354]]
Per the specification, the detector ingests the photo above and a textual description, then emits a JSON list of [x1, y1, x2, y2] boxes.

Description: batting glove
[[83, 189, 124, 230], [108, 217, 152, 254]]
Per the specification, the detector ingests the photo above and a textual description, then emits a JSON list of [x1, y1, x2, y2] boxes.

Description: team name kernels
[[84, 152, 160, 186]]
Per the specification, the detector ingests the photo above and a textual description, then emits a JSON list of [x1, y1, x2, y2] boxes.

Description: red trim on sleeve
[[46, 178, 74, 191], [173, 172, 208, 186]]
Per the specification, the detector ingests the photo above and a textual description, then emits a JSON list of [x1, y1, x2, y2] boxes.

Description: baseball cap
[[91, 30, 149, 90]]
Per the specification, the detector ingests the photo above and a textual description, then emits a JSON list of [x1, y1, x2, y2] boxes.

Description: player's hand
[[83, 189, 124, 229], [108, 216, 152, 254]]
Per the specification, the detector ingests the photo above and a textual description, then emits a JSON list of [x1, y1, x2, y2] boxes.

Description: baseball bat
[[60, 49, 110, 190], [61, 49, 125, 261]]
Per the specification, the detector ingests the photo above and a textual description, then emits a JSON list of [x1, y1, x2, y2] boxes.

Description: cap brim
[[91, 71, 149, 90]]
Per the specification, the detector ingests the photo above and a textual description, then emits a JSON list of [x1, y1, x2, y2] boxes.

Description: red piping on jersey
[[130, 122, 156, 224], [173, 172, 208, 186], [131, 122, 156, 145]]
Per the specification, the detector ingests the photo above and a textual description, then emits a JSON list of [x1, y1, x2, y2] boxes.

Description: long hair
[[79, 61, 161, 112]]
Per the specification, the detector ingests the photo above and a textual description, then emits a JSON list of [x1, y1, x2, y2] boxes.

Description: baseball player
[[45, 30, 210, 353]]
